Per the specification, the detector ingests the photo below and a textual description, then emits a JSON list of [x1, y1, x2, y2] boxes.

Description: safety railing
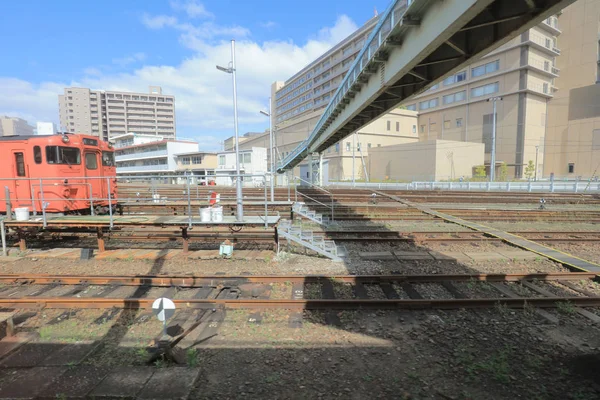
[[1, 173, 275, 230], [294, 176, 335, 222], [329, 180, 600, 193], [278, 0, 414, 171]]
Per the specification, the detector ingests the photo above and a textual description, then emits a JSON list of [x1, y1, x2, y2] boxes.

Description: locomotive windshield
[[102, 151, 115, 167], [46, 146, 81, 165]]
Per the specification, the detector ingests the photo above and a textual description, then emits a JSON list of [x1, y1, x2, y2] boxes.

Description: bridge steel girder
[[276, 0, 575, 172]]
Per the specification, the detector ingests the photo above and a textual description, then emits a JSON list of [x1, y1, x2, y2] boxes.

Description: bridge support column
[[318, 153, 324, 186], [307, 153, 313, 185]]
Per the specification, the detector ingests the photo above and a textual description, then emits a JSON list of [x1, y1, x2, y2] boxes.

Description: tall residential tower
[[58, 86, 176, 142]]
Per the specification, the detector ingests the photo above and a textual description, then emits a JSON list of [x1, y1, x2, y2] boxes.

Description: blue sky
[[0, 0, 390, 149]]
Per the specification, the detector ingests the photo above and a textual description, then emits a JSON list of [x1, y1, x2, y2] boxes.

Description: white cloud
[[170, 0, 214, 19], [112, 52, 147, 67], [141, 14, 177, 29], [0, 15, 359, 142], [260, 21, 278, 29]]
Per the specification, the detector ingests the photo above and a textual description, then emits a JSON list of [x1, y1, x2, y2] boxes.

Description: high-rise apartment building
[[0, 116, 35, 136], [271, 16, 379, 125], [58, 86, 176, 142]]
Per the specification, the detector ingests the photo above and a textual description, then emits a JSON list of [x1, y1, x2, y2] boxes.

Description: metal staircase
[[277, 219, 346, 262], [292, 202, 330, 226]]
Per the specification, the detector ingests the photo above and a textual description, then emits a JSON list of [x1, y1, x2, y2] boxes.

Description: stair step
[[336, 245, 347, 258]]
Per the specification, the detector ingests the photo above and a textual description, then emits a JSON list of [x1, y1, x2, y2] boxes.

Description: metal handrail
[[278, 0, 413, 171], [294, 176, 335, 222]]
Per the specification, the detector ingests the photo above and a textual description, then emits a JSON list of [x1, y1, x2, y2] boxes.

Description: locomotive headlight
[[64, 179, 68, 184], [62, 135, 70, 143]]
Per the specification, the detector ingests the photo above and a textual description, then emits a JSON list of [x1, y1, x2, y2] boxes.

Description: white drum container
[[200, 207, 211, 222], [211, 206, 223, 222], [15, 207, 30, 221]]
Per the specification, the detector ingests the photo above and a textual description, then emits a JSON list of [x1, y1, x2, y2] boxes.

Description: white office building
[[215, 147, 268, 187], [36, 122, 56, 135], [113, 133, 198, 176]]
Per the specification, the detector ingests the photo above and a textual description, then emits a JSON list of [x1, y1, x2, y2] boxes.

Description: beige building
[[368, 140, 485, 181], [230, 109, 418, 181], [58, 86, 175, 142], [174, 151, 217, 174], [545, 0, 600, 179], [408, 18, 561, 179], [0, 116, 35, 136]]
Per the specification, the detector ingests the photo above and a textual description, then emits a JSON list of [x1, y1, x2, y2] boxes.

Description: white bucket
[[200, 207, 212, 222], [15, 207, 30, 221], [211, 206, 223, 222]]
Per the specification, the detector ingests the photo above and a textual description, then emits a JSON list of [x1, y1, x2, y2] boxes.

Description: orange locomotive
[[0, 133, 117, 214]]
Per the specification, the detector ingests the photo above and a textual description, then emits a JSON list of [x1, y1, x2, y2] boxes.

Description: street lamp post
[[217, 39, 243, 221], [487, 96, 502, 182], [260, 101, 275, 202]]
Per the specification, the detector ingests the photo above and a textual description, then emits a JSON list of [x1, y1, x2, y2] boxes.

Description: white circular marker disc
[[152, 297, 176, 322]]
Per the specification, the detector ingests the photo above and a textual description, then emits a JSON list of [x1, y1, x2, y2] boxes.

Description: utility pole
[[260, 100, 275, 201], [487, 96, 502, 182]]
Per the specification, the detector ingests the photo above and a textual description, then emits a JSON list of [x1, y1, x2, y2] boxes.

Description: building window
[[377, 144, 381, 147], [443, 90, 466, 105], [33, 146, 42, 164], [419, 98, 438, 110], [420, 125, 425, 133], [242, 153, 251, 163], [405, 104, 416, 111], [335, 143, 340, 152], [327, 147, 331, 153], [568, 163, 575, 173], [387, 121, 391, 131], [412, 125, 416, 133], [192, 156, 201, 164], [367, 143, 372, 149], [181, 157, 191, 165], [218, 155, 225, 166], [443, 71, 467, 86], [357, 143, 361, 151], [471, 82, 499, 98], [593, 129, 600, 150], [443, 120, 451, 129], [471, 60, 499, 77], [396, 121, 400, 132], [346, 142, 351, 152], [430, 122, 437, 131], [456, 118, 463, 127]]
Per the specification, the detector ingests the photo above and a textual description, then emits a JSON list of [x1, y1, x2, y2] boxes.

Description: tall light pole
[[217, 40, 243, 221], [260, 101, 275, 202], [487, 96, 502, 182]]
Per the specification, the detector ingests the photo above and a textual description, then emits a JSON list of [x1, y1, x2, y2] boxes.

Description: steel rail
[[0, 272, 595, 287], [2, 296, 600, 310]]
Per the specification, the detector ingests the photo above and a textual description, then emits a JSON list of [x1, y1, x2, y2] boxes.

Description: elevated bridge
[[276, 0, 575, 174]]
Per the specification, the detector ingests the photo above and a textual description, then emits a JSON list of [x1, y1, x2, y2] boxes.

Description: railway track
[[0, 273, 599, 313], [18, 229, 600, 247]]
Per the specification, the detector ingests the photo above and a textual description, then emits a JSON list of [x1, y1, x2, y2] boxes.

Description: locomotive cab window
[[85, 153, 98, 170], [46, 146, 81, 165], [15, 153, 26, 177], [33, 146, 42, 164], [102, 151, 115, 167]]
